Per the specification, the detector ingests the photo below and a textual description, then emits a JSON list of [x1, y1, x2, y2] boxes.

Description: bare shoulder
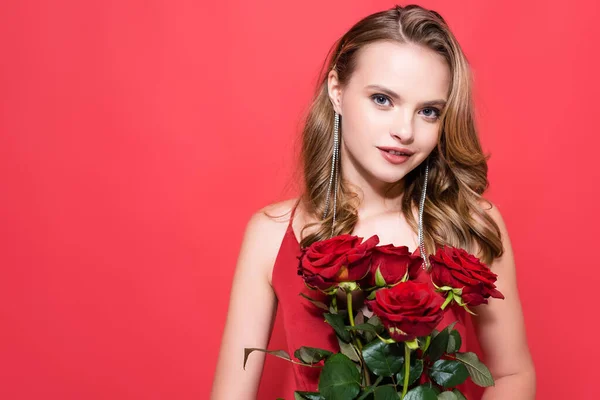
[[478, 198, 508, 232], [243, 198, 301, 285], [469, 197, 510, 255], [477, 198, 512, 256], [248, 197, 299, 236]]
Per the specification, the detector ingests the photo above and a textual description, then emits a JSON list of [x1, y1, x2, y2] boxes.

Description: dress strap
[[286, 198, 302, 245], [289, 198, 301, 223]]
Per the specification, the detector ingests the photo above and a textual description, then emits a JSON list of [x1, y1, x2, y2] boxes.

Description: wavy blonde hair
[[292, 4, 503, 266]]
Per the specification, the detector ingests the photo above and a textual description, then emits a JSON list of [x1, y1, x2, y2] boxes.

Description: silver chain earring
[[322, 111, 340, 237], [418, 162, 430, 270]]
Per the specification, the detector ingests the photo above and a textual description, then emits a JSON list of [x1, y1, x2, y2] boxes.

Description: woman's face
[[328, 40, 451, 189]]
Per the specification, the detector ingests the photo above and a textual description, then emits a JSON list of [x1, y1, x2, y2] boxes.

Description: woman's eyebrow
[[365, 84, 447, 107]]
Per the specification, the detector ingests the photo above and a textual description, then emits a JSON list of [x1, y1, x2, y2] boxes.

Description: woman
[[211, 4, 536, 399]]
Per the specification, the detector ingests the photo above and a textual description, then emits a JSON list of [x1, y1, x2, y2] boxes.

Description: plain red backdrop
[[1, 0, 598, 399]]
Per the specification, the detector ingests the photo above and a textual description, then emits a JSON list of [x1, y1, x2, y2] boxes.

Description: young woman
[[211, 4, 536, 399]]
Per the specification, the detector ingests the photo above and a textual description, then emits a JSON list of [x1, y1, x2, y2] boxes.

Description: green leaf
[[362, 340, 404, 377], [338, 336, 361, 363], [355, 310, 365, 326], [366, 314, 384, 329], [418, 335, 431, 353], [443, 321, 458, 333], [318, 353, 362, 400], [455, 352, 495, 387], [294, 346, 334, 364], [375, 267, 387, 287], [329, 294, 338, 314], [356, 376, 384, 400], [324, 313, 352, 343], [446, 330, 462, 354], [243, 348, 289, 369], [294, 391, 324, 400], [452, 389, 467, 400], [428, 360, 469, 388], [374, 385, 397, 400], [357, 392, 375, 400], [346, 323, 379, 332], [299, 292, 329, 311], [437, 392, 458, 400], [244, 348, 316, 369], [451, 287, 463, 295], [396, 358, 424, 387], [427, 329, 449, 361], [364, 315, 384, 342], [400, 268, 410, 283], [403, 384, 438, 400], [363, 329, 375, 343]]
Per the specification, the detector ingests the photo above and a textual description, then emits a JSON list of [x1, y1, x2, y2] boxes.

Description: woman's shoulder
[[249, 197, 300, 229], [241, 198, 304, 283], [467, 197, 508, 262]]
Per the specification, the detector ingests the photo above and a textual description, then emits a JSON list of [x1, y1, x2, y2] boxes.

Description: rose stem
[[346, 291, 371, 386], [440, 292, 453, 310], [401, 343, 411, 399], [347, 291, 355, 326]]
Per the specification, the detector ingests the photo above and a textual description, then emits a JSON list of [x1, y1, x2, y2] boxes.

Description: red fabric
[[265, 202, 478, 399]]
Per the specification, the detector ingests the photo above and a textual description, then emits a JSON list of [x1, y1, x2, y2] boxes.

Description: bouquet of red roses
[[245, 234, 504, 400]]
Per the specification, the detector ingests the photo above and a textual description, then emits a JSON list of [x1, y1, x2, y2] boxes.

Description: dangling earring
[[322, 111, 340, 237], [418, 161, 430, 269]]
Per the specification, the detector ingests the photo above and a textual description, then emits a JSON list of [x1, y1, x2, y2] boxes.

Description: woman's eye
[[370, 95, 442, 121], [421, 107, 442, 121], [372, 94, 391, 107]]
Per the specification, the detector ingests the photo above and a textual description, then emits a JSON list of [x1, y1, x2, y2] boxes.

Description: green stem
[[440, 292, 453, 310], [346, 291, 363, 350], [346, 291, 370, 386], [401, 343, 411, 399], [347, 291, 355, 326]]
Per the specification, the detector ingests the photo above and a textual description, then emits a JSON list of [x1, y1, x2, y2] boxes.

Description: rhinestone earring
[[322, 111, 340, 237], [418, 162, 430, 269]]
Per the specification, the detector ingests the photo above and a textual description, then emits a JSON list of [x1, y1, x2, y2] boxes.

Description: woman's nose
[[390, 108, 415, 142]]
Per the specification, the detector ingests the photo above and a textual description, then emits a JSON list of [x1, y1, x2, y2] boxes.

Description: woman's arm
[[210, 206, 287, 399], [472, 202, 537, 400]]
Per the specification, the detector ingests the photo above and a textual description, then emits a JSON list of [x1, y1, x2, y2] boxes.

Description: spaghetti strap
[[286, 198, 302, 245], [289, 198, 301, 223]]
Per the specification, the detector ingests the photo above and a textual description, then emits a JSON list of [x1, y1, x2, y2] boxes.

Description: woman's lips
[[378, 148, 411, 164]]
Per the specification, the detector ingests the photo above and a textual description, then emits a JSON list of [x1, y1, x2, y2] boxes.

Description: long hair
[[296, 4, 503, 266]]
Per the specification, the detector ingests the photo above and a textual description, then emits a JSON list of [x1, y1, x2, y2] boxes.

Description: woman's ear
[[327, 69, 343, 115]]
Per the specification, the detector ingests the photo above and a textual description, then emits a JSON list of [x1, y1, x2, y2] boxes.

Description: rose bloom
[[297, 234, 379, 291], [360, 244, 423, 288], [366, 281, 444, 341], [429, 245, 505, 306]]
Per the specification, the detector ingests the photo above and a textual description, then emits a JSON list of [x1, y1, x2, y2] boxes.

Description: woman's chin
[[369, 171, 409, 185]]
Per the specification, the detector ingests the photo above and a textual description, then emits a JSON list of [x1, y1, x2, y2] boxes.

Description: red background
[[1, 1, 598, 399]]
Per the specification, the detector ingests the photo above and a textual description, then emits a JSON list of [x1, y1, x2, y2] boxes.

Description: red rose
[[429, 246, 505, 307], [366, 281, 444, 341], [298, 234, 380, 291], [360, 244, 423, 288]]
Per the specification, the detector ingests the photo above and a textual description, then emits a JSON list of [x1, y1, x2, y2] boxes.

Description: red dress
[[257, 201, 483, 399]]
